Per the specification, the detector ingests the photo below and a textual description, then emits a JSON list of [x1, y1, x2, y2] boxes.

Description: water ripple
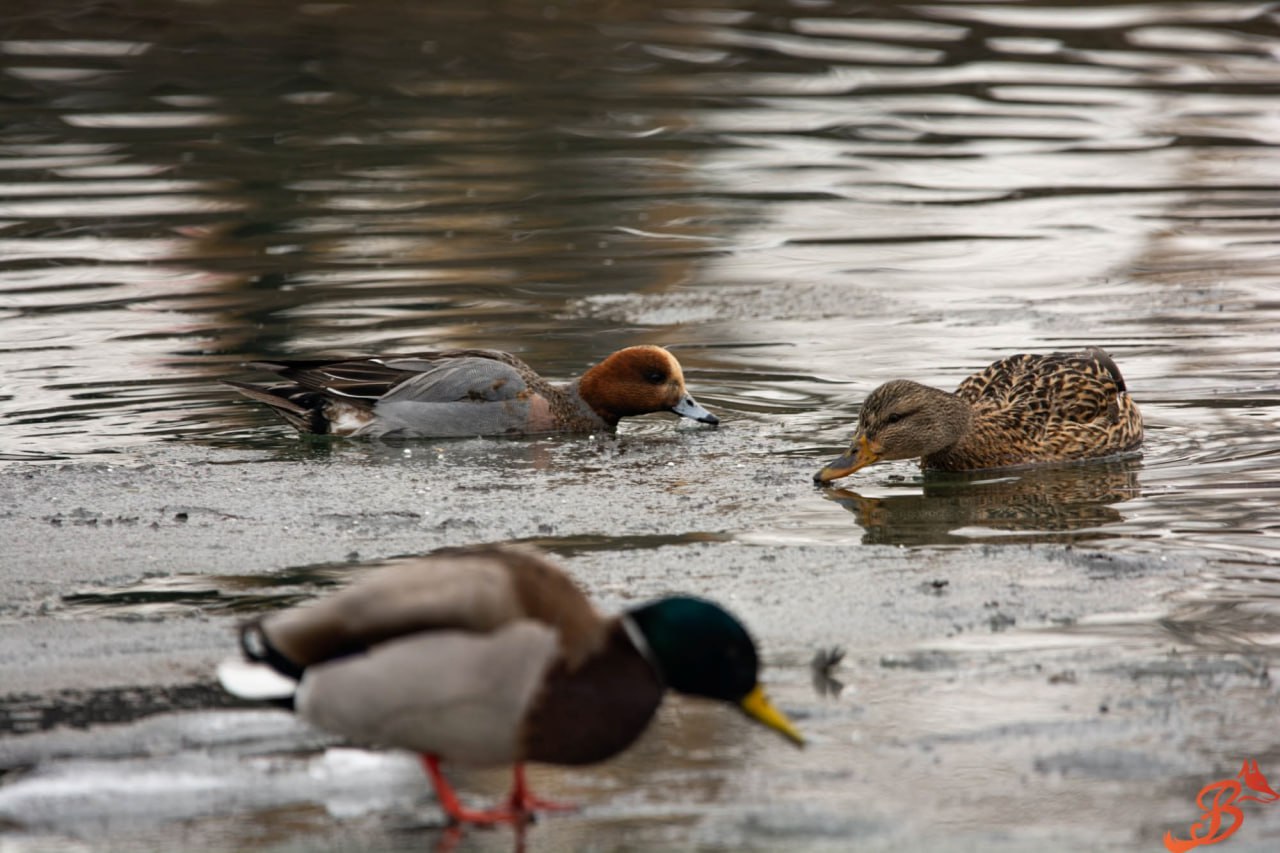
[[0, 0, 1275, 566]]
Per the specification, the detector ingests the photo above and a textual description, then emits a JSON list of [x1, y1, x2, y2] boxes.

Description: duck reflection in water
[[823, 457, 1143, 547]]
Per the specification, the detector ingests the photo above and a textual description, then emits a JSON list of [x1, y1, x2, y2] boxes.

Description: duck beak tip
[[814, 435, 877, 482], [671, 395, 718, 425], [740, 685, 806, 748]]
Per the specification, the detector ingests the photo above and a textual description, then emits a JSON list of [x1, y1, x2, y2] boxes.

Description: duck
[[216, 544, 803, 826], [223, 345, 719, 438], [814, 347, 1143, 483]]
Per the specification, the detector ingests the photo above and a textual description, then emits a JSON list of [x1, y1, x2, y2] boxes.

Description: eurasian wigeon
[[224, 345, 719, 438], [814, 347, 1143, 483], [217, 544, 803, 825]]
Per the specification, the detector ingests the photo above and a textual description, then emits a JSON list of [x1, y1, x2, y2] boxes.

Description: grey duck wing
[[251, 349, 535, 405]]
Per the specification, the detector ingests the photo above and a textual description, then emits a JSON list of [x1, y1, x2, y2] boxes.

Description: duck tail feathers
[[239, 619, 305, 680], [222, 380, 329, 434], [217, 619, 306, 706], [1083, 347, 1128, 394], [216, 658, 298, 704]]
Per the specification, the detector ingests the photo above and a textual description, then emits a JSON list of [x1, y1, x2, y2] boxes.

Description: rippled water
[[7, 0, 1276, 557], [2, 0, 1280, 846]]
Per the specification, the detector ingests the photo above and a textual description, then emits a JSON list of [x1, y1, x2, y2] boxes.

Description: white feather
[[217, 658, 298, 700]]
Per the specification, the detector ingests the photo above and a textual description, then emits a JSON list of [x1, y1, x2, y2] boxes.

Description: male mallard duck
[[217, 545, 802, 825], [224, 345, 718, 438], [814, 348, 1143, 483]]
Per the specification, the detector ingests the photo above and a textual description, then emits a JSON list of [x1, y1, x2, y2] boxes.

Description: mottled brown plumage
[[815, 348, 1143, 482]]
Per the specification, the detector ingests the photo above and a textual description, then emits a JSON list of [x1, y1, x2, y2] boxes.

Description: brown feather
[[936, 349, 1143, 470], [837, 348, 1143, 474], [500, 548, 607, 669], [519, 622, 664, 764], [257, 545, 602, 668]]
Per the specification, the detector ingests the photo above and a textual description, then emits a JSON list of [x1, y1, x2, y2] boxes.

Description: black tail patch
[[1084, 347, 1128, 394], [222, 380, 330, 434], [239, 619, 303, 711]]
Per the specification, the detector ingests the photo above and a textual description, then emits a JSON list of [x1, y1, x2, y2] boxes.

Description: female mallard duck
[[217, 545, 802, 825], [814, 348, 1143, 483]]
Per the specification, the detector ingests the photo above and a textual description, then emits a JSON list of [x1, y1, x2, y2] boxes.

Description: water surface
[[2, 0, 1280, 849]]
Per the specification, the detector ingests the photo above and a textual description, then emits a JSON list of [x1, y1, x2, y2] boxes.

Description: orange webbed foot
[[507, 763, 578, 815], [420, 756, 577, 826]]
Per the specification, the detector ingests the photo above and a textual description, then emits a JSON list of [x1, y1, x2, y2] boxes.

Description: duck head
[[625, 596, 804, 746], [579, 346, 719, 427], [814, 380, 972, 483]]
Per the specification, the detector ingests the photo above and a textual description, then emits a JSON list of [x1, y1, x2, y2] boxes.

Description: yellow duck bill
[[813, 434, 879, 483], [739, 684, 806, 746]]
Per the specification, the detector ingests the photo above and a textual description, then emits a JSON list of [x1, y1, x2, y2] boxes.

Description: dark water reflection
[[1, 3, 1278, 551], [821, 456, 1143, 547]]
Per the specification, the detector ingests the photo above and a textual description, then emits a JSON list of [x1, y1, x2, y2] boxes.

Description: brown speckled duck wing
[[954, 349, 1142, 463], [254, 545, 605, 671]]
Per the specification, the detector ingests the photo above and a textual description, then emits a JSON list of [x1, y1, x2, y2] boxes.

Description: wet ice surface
[[2, 0, 1280, 850], [4, 445, 1280, 852]]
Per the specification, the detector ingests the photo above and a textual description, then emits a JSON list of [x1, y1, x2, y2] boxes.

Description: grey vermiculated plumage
[[223, 346, 718, 437]]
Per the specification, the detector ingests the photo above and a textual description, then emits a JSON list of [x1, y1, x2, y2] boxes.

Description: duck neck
[[619, 614, 664, 683], [919, 392, 978, 466], [568, 375, 620, 427]]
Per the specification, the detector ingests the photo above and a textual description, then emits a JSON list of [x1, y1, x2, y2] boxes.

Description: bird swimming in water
[[815, 347, 1143, 483], [225, 345, 718, 438]]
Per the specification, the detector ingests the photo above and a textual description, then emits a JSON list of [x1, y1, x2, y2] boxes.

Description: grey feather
[[295, 621, 559, 767], [379, 358, 529, 405]]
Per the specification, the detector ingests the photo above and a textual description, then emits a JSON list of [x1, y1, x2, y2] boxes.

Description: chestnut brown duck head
[[815, 348, 1143, 483]]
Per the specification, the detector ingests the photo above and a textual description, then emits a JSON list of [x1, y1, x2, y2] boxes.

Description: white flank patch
[[328, 403, 374, 435], [216, 658, 297, 700]]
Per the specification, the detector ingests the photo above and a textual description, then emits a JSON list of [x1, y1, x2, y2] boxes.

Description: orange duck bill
[[813, 434, 879, 483]]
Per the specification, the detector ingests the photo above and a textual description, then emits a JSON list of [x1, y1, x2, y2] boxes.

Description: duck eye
[[644, 370, 666, 384], [885, 412, 906, 425]]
